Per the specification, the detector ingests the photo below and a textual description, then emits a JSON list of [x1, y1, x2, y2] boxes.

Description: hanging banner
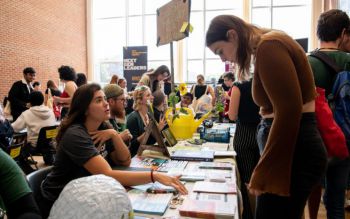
[[123, 46, 148, 90]]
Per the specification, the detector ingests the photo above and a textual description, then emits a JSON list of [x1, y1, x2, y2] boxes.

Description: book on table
[[179, 193, 236, 219], [199, 162, 233, 170], [128, 189, 173, 216], [170, 150, 214, 162]]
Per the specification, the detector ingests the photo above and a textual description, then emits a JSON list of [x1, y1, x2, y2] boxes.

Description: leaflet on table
[[131, 182, 176, 192], [128, 189, 173, 216]]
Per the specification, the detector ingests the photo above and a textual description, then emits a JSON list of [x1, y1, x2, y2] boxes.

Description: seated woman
[[41, 84, 187, 218], [127, 86, 166, 157]]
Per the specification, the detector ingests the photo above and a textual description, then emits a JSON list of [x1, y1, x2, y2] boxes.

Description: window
[[92, 0, 243, 85], [251, 0, 311, 43]]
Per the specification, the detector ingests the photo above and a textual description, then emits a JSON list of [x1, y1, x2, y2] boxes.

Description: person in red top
[[206, 15, 327, 219], [223, 72, 235, 116]]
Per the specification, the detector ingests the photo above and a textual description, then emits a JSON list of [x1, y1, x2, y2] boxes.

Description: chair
[[26, 166, 53, 203], [36, 125, 59, 165], [7, 132, 38, 173]]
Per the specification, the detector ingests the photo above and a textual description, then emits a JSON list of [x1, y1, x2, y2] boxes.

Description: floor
[[32, 156, 350, 219]]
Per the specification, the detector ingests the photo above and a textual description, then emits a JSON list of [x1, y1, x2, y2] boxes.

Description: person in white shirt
[[12, 91, 56, 147]]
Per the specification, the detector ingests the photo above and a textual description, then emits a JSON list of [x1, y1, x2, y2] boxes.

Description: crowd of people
[[1, 8, 350, 219]]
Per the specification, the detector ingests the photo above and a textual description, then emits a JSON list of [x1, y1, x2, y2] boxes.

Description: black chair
[[26, 166, 53, 204], [7, 132, 38, 173], [36, 125, 58, 165]]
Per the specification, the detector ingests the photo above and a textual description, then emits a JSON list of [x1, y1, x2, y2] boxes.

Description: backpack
[[310, 50, 350, 139]]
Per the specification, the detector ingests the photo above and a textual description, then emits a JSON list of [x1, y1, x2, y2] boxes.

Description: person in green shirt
[[0, 148, 41, 218], [103, 84, 132, 144], [307, 9, 350, 219]]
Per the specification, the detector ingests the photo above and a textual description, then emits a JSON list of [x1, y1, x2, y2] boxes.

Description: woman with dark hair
[[76, 73, 87, 87], [41, 84, 187, 218], [206, 15, 327, 218], [53, 65, 78, 119], [139, 65, 170, 92]]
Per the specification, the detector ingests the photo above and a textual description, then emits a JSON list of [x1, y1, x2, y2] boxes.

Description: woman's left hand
[[90, 129, 117, 146]]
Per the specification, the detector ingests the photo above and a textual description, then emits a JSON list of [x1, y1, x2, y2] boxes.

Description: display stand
[[137, 118, 170, 157]]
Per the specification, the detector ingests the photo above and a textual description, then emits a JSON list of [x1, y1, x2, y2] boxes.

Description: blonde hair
[[132, 85, 150, 111]]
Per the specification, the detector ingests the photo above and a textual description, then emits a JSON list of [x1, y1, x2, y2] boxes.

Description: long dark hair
[[56, 83, 101, 143], [206, 15, 262, 80]]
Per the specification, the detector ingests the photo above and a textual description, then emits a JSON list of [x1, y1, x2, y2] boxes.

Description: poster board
[[123, 46, 148, 90], [157, 0, 191, 46]]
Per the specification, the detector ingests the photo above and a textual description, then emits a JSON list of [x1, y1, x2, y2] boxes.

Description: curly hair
[[58, 65, 77, 81]]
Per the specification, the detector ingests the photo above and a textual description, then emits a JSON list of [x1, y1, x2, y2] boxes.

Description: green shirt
[[308, 50, 350, 96], [0, 149, 32, 211]]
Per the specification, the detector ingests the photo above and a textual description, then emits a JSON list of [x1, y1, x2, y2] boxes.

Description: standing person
[[222, 72, 235, 116], [190, 74, 216, 116], [126, 86, 165, 157], [308, 9, 350, 219], [110, 74, 119, 84], [8, 67, 36, 121], [40, 84, 187, 218], [228, 79, 260, 219], [44, 80, 62, 120], [103, 84, 132, 143], [206, 15, 327, 218], [139, 65, 170, 93], [53, 65, 78, 119], [76, 73, 87, 87]]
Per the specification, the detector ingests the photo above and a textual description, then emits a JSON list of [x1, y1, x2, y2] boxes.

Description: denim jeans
[[324, 157, 350, 219], [255, 113, 327, 219]]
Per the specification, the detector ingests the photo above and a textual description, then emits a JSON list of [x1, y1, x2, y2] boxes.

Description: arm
[[44, 93, 48, 106], [228, 86, 240, 121], [11, 114, 26, 132], [90, 129, 131, 166], [248, 40, 303, 196], [83, 155, 187, 194], [208, 85, 216, 105]]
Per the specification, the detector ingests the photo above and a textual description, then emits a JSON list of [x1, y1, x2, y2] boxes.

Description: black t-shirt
[[235, 80, 261, 125], [41, 123, 114, 201]]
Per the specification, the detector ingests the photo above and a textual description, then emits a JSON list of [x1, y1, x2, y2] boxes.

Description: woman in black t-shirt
[[40, 83, 187, 218]]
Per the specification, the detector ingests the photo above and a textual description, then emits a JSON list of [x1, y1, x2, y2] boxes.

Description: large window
[[92, 0, 313, 84], [92, 0, 242, 84], [184, 0, 242, 82], [251, 0, 311, 47]]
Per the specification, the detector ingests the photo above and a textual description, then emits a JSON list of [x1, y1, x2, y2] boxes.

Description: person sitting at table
[[40, 83, 187, 218], [126, 85, 166, 157], [12, 91, 56, 148]]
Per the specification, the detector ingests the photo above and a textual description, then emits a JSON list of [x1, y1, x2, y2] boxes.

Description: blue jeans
[[324, 156, 350, 219]]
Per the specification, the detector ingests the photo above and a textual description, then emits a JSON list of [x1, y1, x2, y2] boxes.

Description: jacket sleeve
[[249, 40, 303, 196], [11, 113, 26, 133], [8, 82, 27, 108]]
